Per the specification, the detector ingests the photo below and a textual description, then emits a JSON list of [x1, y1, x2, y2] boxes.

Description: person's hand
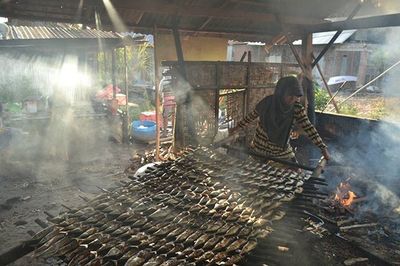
[[290, 130, 300, 140], [321, 148, 331, 160]]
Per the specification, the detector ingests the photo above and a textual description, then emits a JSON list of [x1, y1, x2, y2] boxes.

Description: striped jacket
[[237, 102, 327, 160]]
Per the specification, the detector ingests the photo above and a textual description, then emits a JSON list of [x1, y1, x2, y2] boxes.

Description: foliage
[[369, 100, 386, 120], [6, 102, 23, 113], [97, 43, 154, 88], [314, 86, 330, 111], [339, 103, 359, 116], [369, 48, 388, 73], [0, 74, 39, 103]]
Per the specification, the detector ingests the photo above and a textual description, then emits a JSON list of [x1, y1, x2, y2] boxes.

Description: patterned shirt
[[237, 102, 327, 160]]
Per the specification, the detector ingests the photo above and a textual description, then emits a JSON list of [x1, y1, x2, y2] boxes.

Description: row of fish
[[33, 146, 313, 265]]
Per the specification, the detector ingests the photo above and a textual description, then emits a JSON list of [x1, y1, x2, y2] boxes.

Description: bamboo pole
[[153, 25, 161, 161], [321, 81, 346, 113], [340, 223, 378, 231]]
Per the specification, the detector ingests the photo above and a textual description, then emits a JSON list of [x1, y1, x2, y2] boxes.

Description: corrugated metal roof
[[231, 29, 357, 46], [4, 25, 123, 40], [292, 30, 357, 45], [0, 0, 355, 42]]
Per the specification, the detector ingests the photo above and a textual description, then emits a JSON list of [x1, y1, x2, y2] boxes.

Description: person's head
[[275, 76, 303, 106]]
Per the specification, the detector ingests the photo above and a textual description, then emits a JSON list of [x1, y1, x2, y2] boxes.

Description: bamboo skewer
[[340, 223, 378, 231]]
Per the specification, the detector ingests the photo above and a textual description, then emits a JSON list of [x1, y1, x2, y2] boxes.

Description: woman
[[231, 76, 330, 164]]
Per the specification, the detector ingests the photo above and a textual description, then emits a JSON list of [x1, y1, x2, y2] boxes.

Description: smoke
[[0, 51, 114, 188], [321, 25, 400, 216], [0, 52, 93, 104], [324, 107, 400, 219], [172, 71, 217, 145]]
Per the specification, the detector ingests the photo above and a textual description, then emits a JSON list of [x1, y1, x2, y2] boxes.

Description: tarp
[[95, 85, 126, 105], [95, 84, 121, 99], [327, 76, 357, 85]]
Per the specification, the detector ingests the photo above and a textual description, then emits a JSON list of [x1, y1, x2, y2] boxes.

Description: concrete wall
[[155, 33, 228, 73]]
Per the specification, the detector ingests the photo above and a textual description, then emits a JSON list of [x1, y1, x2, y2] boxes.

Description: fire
[[334, 182, 357, 207]]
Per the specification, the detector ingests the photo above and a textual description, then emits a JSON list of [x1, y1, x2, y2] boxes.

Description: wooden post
[[103, 51, 107, 85], [172, 27, 197, 146], [172, 28, 187, 79], [239, 51, 247, 62], [111, 49, 116, 99], [215, 64, 220, 138], [123, 46, 130, 143], [301, 33, 315, 124], [288, 42, 307, 74], [245, 50, 252, 115], [153, 25, 161, 161]]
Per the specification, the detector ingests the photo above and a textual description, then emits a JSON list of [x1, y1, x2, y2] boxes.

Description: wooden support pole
[[312, 53, 340, 113], [153, 25, 161, 161], [172, 26, 197, 146], [301, 33, 315, 124], [312, 3, 361, 67], [111, 49, 116, 99], [214, 64, 220, 137], [239, 51, 247, 62], [123, 46, 130, 143], [288, 42, 306, 74], [321, 81, 346, 113], [245, 50, 252, 115], [172, 27, 186, 79]]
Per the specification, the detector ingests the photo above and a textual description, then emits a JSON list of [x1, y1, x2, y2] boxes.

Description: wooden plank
[[0, 239, 39, 265]]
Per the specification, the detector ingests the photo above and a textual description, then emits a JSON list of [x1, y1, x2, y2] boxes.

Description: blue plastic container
[[131, 120, 156, 142]]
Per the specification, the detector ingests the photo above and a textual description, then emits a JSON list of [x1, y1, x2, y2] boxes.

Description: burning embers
[[334, 181, 358, 207]]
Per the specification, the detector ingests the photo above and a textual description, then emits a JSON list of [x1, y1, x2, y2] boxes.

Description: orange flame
[[341, 191, 356, 206], [334, 181, 357, 207]]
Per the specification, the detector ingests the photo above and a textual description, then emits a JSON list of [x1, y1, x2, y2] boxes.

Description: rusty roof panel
[[4, 25, 122, 40]]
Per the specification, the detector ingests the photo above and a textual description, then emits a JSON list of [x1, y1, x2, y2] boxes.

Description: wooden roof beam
[[312, 2, 361, 68], [198, 0, 232, 30], [110, 0, 322, 25]]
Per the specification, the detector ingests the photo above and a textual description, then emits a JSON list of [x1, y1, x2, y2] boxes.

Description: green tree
[[97, 43, 154, 87]]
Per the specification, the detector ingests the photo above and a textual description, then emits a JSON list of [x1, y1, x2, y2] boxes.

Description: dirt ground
[[0, 116, 150, 264]]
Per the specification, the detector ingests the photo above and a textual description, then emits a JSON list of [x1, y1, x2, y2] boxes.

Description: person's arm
[[294, 102, 330, 159], [230, 109, 259, 135]]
